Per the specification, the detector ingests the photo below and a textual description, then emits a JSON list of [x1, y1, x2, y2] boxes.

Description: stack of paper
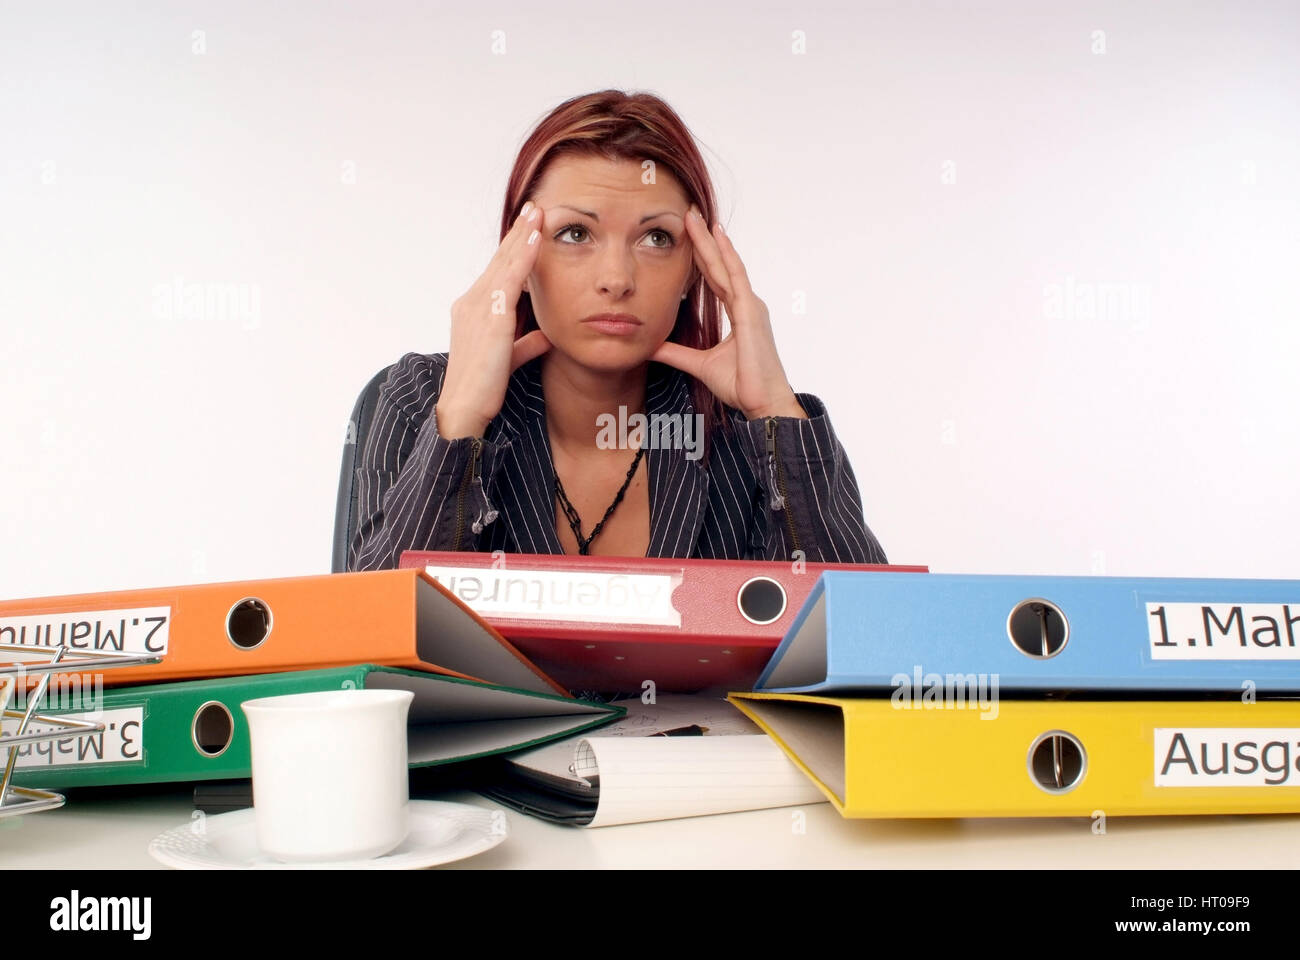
[[479, 694, 826, 827]]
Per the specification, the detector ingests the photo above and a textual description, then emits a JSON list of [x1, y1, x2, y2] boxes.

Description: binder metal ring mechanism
[[1027, 729, 1087, 794], [1006, 598, 1069, 658], [0, 643, 161, 818]]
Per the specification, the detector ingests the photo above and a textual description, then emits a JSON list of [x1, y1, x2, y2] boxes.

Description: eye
[[555, 223, 589, 244], [644, 228, 676, 249], [553, 223, 677, 248]]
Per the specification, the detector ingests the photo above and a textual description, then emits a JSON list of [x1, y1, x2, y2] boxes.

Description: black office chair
[[331, 363, 397, 573]]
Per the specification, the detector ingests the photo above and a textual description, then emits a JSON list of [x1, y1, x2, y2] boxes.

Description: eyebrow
[[553, 204, 682, 224]]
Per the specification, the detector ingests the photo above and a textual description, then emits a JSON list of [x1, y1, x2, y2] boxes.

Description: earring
[[681, 292, 687, 300]]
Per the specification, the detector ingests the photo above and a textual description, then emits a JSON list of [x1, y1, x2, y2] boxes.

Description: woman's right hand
[[436, 200, 553, 439]]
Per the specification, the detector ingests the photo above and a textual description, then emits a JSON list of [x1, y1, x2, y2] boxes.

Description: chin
[[558, 338, 655, 374]]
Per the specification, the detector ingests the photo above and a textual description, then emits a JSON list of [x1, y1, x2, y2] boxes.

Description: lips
[[581, 313, 643, 336], [581, 313, 642, 325]]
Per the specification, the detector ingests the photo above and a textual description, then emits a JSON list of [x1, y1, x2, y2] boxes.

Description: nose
[[595, 246, 636, 299]]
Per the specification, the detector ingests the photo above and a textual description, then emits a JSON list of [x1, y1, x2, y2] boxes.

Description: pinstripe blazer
[[347, 351, 887, 571]]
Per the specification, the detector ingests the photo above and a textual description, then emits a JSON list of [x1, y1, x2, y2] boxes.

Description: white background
[[3, 0, 1297, 599]]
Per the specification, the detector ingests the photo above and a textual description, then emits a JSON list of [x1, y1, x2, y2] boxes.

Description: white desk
[[4, 784, 1300, 869]]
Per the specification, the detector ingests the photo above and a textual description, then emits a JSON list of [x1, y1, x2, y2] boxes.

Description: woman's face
[[523, 154, 695, 373]]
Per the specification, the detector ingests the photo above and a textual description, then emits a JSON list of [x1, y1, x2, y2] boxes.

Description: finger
[[651, 340, 709, 381], [711, 221, 754, 298], [500, 206, 545, 293], [510, 328, 553, 371], [483, 201, 543, 278], [684, 205, 735, 303], [486, 204, 545, 303]]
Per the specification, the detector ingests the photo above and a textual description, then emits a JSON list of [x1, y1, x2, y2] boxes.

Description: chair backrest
[[331, 363, 397, 573]]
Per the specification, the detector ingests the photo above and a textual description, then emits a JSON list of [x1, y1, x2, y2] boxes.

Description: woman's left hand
[[651, 205, 806, 420]]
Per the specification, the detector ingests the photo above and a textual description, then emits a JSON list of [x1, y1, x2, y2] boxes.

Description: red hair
[[500, 89, 732, 466]]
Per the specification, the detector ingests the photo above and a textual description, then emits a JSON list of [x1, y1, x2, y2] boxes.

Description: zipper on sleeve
[[765, 417, 801, 557], [452, 437, 487, 550]]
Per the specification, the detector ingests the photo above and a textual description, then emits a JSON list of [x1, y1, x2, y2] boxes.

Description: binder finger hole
[[737, 577, 787, 626], [192, 701, 234, 758], [1027, 730, 1087, 794], [1006, 598, 1068, 658], [226, 597, 273, 649]]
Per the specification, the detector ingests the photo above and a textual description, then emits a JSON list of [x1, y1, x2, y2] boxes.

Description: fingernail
[[521, 200, 534, 217], [688, 205, 700, 220], [714, 220, 725, 235], [529, 206, 541, 223], [528, 229, 539, 245]]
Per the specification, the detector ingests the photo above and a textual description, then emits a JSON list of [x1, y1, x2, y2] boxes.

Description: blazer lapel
[[490, 361, 565, 555]]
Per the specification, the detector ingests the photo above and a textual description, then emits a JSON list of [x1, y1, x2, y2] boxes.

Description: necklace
[[554, 444, 647, 555]]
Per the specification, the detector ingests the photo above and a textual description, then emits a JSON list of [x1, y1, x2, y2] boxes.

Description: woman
[[348, 90, 887, 571]]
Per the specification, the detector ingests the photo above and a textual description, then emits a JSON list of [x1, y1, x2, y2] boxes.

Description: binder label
[[1154, 727, 1300, 787], [1147, 602, 1300, 659], [0, 607, 170, 654], [419, 566, 683, 626], [10, 707, 145, 768]]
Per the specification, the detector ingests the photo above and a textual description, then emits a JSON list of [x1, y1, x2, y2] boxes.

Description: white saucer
[[148, 800, 507, 870]]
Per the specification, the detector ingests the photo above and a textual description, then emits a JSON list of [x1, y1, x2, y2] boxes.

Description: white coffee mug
[[241, 688, 413, 862]]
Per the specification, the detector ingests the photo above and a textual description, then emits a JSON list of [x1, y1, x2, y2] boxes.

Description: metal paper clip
[[0, 644, 161, 819]]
